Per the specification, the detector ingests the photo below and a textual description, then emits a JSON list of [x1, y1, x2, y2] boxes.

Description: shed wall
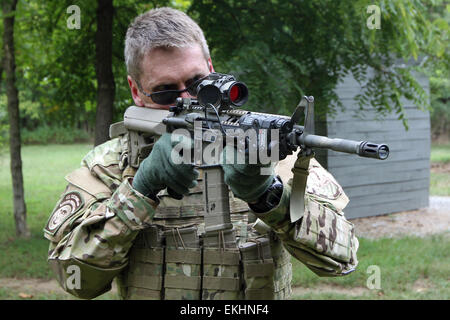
[[316, 72, 430, 219]]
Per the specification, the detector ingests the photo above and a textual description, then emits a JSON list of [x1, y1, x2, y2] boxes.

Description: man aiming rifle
[[44, 7, 387, 300]]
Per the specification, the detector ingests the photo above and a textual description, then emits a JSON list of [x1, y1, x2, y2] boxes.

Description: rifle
[[115, 72, 389, 234]]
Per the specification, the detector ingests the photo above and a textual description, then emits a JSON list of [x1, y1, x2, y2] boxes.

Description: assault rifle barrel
[[293, 128, 389, 160]]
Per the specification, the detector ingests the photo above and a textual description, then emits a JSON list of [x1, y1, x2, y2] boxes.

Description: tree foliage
[[189, 0, 449, 127], [426, 0, 450, 140], [0, 0, 448, 143], [1, 1, 170, 134]]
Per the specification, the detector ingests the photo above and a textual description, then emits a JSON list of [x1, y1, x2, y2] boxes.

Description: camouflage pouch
[[294, 197, 356, 264], [202, 229, 243, 300], [251, 219, 292, 300], [240, 236, 275, 300], [270, 234, 292, 300], [125, 226, 164, 300], [163, 226, 202, 300]]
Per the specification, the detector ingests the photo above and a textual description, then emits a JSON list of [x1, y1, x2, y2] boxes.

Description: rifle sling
[[289, 153, 313, 223]]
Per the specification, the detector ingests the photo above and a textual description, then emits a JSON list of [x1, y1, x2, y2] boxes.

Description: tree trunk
[[0, 57, 4, 81], [3, 0, 30, 238], [94, 0, 115, 146]]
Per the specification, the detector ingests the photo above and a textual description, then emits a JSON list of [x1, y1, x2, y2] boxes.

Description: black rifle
[[118, 72, 389, 232]]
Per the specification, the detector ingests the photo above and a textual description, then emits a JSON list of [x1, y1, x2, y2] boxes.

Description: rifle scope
[[195, 72, 248, 110]]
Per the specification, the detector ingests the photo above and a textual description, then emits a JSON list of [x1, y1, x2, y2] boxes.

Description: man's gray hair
[[125, 7, 210, 82]]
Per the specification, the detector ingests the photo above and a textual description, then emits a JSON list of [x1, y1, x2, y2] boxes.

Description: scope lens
[[228, 83, 248, 106], [229, 85, 241, 102], [197, 85, 221, 107]]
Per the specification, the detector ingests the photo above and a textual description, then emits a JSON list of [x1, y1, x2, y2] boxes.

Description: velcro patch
[[44, 191, 84, 236]]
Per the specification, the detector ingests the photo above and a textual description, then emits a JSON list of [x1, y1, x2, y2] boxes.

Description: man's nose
[[180, 89, 194, 99]]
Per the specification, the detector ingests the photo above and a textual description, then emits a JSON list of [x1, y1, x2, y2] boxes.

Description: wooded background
[[0, 0, 449, 237]]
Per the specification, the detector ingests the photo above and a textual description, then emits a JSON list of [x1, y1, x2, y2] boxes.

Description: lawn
[[0, 143, 449, 300], [0, 144, 92, 279], [430, 143, 450, 196], [430, 143, 450, 163], [290, 234, 450, 300]]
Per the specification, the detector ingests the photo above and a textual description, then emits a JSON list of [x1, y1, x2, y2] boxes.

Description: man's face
[[128, 45, 213, 110]]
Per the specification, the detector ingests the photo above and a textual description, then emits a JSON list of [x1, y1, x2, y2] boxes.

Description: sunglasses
[[135, 75, 208, 105]]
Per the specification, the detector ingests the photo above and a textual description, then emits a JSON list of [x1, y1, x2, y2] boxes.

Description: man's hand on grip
[[221, 146, 275, 203], [132, 133, 199, 198]]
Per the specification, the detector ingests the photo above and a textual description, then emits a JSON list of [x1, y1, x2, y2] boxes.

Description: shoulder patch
[[44, 191, 84, 236]]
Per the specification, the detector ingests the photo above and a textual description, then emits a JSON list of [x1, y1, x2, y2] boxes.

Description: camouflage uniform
[[44, 131, 359, 300]]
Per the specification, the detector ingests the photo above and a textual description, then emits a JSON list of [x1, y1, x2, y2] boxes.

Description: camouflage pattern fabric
[[254, 181, 358, 277], [240, 237, 275, 300], [251, 220, 293, 299], [202, 247, 243, 300], [202, 229, 242, 300], [45, 130, 359, 300], [163, 227, 202, 300], [124, 226, 164, 299]]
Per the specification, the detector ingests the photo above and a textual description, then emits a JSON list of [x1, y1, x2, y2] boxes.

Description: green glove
[[221, 146, 275, 203], [132, 133, 199, 197]]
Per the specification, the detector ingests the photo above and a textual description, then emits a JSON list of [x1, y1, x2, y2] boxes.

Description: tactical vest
[[117, 171, 292, 300], [111, 128, 293, 300]]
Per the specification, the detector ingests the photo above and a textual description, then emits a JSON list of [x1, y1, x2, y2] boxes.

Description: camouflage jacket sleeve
[[252, 158, 359, 277], [44, 138, 158, 299]]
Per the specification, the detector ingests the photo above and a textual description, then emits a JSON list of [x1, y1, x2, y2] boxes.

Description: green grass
[[430, 143, 450, 196], [290, 233, 450, 300], [21, 126, 92, 145], [0, 144, 93, 279], [430, 143, 450, 164], [430, 172, 450, 196]]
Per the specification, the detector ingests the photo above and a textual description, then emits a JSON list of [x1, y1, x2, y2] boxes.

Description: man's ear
[[128, 75, 145, 107], [207, 58, 215, 72]]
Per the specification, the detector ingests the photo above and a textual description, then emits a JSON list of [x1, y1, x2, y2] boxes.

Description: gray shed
[[315, 71, 431, 219]]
